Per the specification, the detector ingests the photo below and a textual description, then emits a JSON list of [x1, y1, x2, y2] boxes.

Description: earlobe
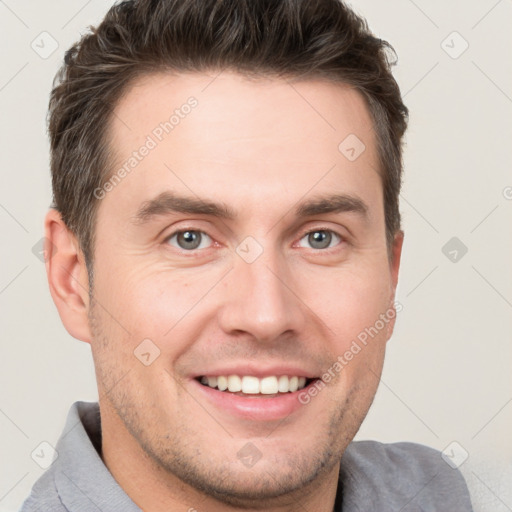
[[44, 209, 92, 343]]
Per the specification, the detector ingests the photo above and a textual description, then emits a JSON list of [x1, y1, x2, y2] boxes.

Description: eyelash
[[164, 227, 345, 253], [165, 229, 214, 253], [296, 228, 342, 251]]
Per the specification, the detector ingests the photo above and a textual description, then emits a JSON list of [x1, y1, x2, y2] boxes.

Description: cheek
[[301, 263, 393, 351], [93, 263, 226, 354]]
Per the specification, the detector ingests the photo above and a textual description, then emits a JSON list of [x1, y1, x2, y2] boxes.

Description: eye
[[298, 229, 341, 250], [166, 230, 213, 251]]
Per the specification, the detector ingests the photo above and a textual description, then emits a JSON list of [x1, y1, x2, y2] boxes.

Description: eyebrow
[[294, 194, 369, 219], [133, 191, 369, 224], [134, 192, 236, 223]]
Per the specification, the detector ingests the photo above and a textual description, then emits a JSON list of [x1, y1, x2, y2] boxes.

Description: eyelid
[[164, 228, 215, 251], [161, 224, 347, 253], [159, 219, 217, 243], [295, 226, 346, 250]]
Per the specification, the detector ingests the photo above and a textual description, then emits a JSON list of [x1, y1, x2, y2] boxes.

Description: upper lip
[[191, 363, 319, 379]]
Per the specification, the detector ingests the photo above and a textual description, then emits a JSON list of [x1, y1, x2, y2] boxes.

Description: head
[[46, 0, 407, 508]]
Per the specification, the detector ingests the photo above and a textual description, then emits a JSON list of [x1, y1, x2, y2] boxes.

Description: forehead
[[104, 71, 381, 219]]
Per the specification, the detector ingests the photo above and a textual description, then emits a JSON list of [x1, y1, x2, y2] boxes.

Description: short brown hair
[[49, 0, 408, 275]]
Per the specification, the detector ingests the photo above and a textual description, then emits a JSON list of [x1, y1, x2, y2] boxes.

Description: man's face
[[87, 72, 401, 503]]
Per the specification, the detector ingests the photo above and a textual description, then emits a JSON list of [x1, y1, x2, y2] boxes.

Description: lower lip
[[190, 379, 314, 421]]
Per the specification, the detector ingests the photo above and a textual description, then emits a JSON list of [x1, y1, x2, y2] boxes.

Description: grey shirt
[[20, 402, 473, 511]]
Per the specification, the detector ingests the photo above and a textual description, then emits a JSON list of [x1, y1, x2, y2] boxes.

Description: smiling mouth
[[196, 375, 315, 396]]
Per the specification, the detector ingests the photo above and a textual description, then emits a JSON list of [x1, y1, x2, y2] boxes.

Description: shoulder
[[18, 402, 97, 512], [340, 440, 473, 511], [19, 468, 67, 512], [343, 439, 460, 476]]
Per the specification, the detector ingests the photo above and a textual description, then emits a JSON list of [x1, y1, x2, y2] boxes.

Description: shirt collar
[[53, 401, 141, 512]]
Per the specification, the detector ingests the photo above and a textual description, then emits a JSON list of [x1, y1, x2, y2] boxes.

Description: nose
[[217, 247, 306, 343]]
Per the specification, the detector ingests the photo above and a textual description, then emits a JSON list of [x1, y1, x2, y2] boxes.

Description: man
[[21, 0, 473, 510]]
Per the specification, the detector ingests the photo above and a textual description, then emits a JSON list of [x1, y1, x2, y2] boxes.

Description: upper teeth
[[200, 375, 308, 394]]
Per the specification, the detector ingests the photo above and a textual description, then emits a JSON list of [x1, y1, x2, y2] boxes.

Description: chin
[[166, 457, 332, 506], [141, 428, 342, 507]]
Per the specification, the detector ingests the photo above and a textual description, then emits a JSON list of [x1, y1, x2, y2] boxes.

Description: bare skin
[[45, 71, 403, 512]]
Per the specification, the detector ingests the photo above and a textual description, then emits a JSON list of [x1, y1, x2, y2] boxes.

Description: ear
[[389, 229, 404, 294], [44, 209, 92, 343], [385, 229, 404, 340]]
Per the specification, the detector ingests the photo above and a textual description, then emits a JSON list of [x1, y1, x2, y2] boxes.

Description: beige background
[[1, 1, 511, 510]]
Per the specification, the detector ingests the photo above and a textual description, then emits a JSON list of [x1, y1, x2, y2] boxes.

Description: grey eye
[[167, 230, 212, 250], [299, 230, 340, 250]]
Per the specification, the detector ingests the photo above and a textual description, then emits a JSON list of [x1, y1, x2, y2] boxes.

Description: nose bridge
[[218, 243, 303, 341]]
